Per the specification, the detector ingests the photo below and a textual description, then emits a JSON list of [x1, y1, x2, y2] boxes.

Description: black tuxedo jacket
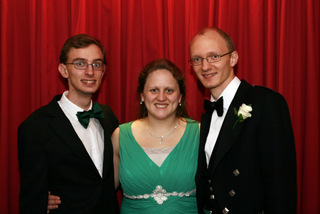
[[196, 80, 297, 214], [18, 95, 119, 214]]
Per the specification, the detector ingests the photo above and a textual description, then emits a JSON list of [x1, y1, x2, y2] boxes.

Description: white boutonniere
[[233, 104, 252, 129]]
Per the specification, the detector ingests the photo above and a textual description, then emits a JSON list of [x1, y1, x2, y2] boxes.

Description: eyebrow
[[71, 58, 103, 62], [192, 51, 220, 58]]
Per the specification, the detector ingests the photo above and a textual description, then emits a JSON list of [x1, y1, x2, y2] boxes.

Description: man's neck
[[209, 75, 236, 100], [66, 92, 92, 110]]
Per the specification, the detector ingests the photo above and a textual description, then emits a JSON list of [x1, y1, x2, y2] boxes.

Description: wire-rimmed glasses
[[65, 61, 106, 71], [188, 51, 233, 66]]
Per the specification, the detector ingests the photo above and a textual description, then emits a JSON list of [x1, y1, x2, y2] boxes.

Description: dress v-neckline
[[128, 121, 188, 168]]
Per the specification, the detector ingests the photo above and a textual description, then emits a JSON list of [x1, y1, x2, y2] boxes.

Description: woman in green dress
[[112, 59, 199, 213]]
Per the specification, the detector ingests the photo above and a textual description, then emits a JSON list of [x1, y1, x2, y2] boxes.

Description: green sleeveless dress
[[119, 119, 199, 213]]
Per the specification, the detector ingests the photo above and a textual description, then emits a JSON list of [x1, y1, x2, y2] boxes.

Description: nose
[[157, 91, 166, 101], [201, 58, 212, 71], [85, 65, 94, 76]]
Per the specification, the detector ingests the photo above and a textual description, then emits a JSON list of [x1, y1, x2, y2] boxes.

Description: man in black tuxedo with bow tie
[[189, 27, 297, 213], [18, 34, 119, 213]]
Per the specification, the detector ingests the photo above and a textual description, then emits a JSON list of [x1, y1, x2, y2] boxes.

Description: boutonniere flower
[[233, 104, 252, 129]]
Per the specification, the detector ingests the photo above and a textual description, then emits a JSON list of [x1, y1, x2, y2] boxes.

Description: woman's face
[[141, 69, 182, 120]]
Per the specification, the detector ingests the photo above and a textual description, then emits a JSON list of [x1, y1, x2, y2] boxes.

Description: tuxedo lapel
[[209, 80, 253, 172], [200, 112, 212, 150], [46, 96, 101, 176], [98, 108, 113, 179], [199, 111, 213, 170]]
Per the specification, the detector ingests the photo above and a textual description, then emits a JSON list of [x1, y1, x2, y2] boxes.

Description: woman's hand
[[47, 192, 61, 213]]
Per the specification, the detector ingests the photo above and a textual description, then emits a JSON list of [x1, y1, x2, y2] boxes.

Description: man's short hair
[[59, 34, 106, 65]]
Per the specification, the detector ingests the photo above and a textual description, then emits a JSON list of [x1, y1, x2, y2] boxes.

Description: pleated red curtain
[[0, 0, 319, 213]]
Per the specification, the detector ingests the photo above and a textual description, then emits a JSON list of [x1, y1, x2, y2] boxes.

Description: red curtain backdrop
[[0, 0, 319, 213]]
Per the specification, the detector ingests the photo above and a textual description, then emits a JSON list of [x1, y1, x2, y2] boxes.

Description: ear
[[230, 51, 239, 67], [179, 95, 182, 103], [58, 64, 69, 78], [140, 93, 145, 102], [101, 65, 106, 77]]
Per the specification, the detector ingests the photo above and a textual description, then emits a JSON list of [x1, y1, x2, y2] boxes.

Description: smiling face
[[58, 44, 105, 103], [189, 29, 238, 99], [141, 69, 182, 120]]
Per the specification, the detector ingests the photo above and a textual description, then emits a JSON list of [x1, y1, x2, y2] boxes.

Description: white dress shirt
[[58, 91, 104, 177], [205, 77, 241, 166]]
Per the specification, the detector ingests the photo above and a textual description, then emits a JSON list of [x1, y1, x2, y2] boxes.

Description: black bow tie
[[76, 103, 105, 128], [204, 97, 224, 117]]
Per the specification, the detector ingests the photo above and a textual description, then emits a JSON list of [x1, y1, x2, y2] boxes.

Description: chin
[[151, 114, 170, 120], [79, 90, 98, 96], [199, 79, 213, 87], [83, 87, 99, 93], [202, 82, 216, 90]]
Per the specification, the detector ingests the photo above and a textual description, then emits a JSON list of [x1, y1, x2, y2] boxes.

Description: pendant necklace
[[146, 123, 178, 144]]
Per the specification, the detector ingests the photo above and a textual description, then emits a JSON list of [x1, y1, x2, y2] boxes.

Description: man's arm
[[18, 123, 49, 213], [258, 92, 297, 213]]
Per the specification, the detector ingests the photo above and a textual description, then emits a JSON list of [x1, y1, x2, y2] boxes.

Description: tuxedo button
[[233, 169, 240, 176], [222, 207, 229, 214], [208, 179, 212, 184], [209, 187, 213, 191], [229, 189, 236, 197], [210, 194, 215, 199]]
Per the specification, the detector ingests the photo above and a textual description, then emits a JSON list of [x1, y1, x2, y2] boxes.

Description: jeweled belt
[[123, 185, 196, 205]]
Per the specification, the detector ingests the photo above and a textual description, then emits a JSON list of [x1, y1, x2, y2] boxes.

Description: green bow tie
[[76, 103, 105, 128]]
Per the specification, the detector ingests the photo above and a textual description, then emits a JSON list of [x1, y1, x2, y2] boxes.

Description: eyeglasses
[[65, 61, 106, 71], [188, 51, 233, 66]]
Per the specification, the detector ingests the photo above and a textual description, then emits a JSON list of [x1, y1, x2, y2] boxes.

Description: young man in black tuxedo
[[189, 27, 297, 214], [18, 34, 119, 213]]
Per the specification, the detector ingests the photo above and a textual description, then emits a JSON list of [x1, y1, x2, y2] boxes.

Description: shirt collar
[[59, 91, 93, 121], [210, 76, 241, 111]]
